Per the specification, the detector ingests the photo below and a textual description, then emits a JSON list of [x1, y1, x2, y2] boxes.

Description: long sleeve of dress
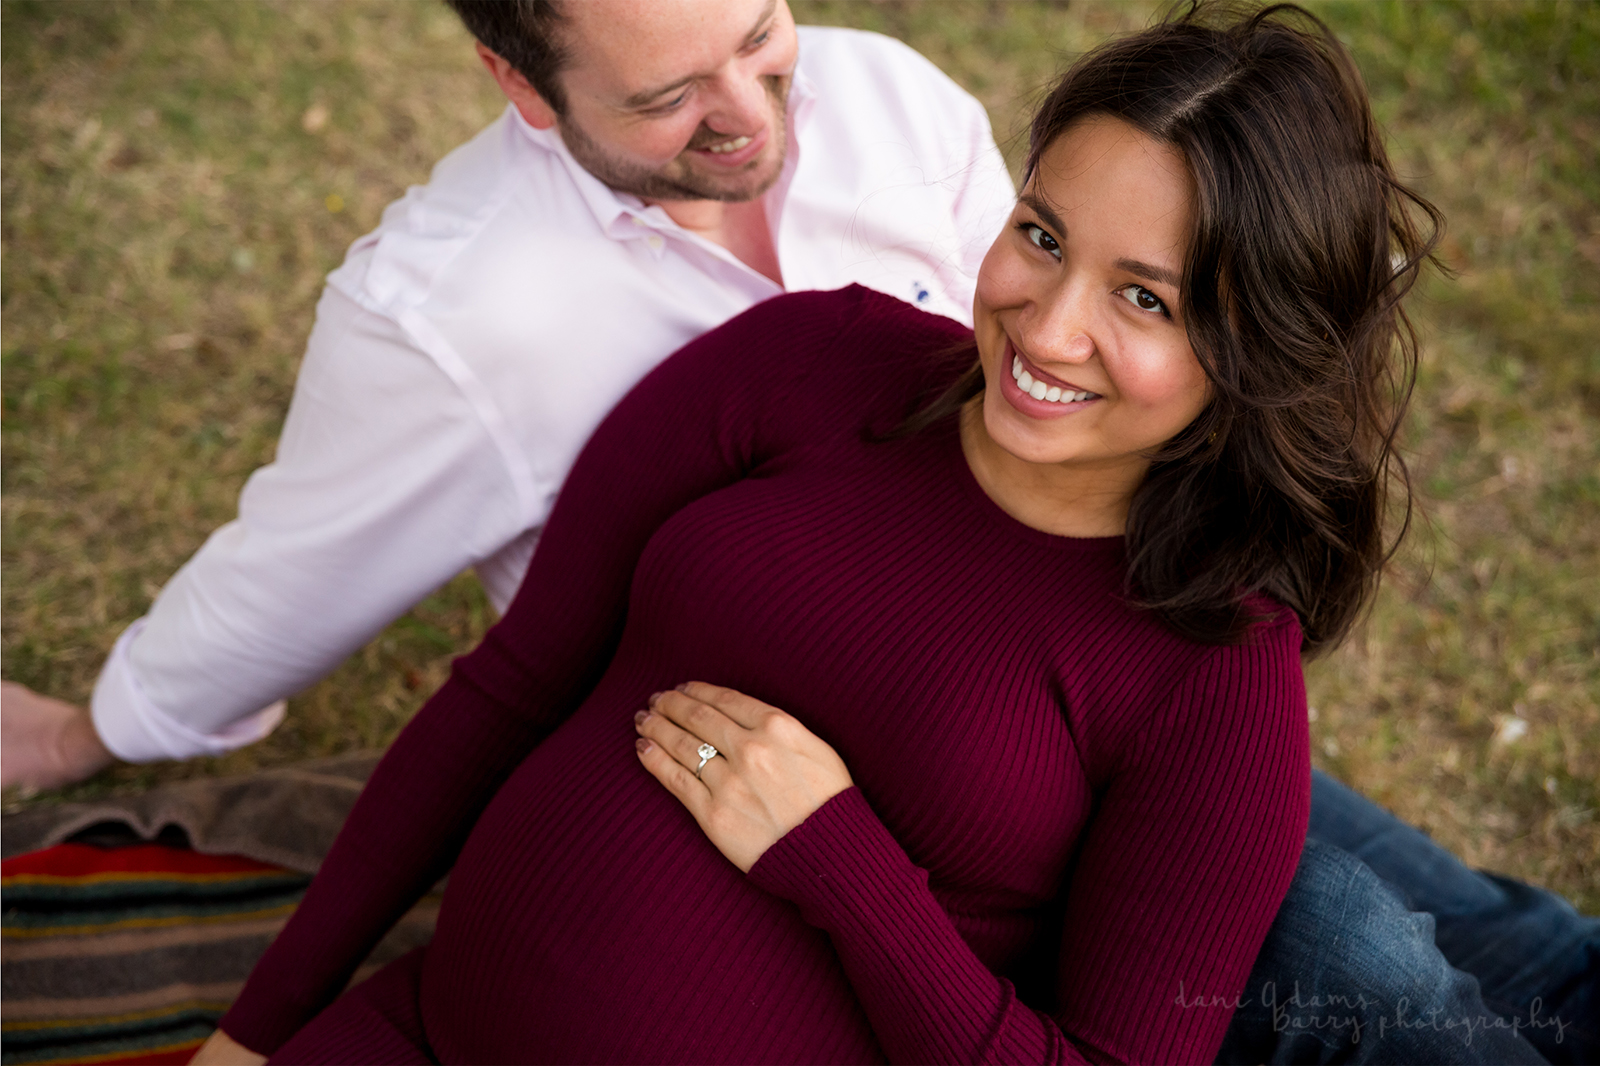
[[219, 287, 913, 1054], [748, 612, 1310, 1065]]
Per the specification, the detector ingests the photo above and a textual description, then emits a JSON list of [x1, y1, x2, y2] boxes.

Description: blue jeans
[[1306, 770, 1597, 1064], [1215, 772, 1598, 1064]]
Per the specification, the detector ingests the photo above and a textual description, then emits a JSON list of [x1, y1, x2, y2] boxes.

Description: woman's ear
[[474, 42, 559, 130]]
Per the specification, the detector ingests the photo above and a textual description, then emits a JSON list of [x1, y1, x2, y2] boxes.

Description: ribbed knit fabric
[[222, 286, 1310, 1065]]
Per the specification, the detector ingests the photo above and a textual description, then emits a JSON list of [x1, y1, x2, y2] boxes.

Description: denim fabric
[[1308, 770, 1598, 1064], [1215, 838, 1548, 1064]]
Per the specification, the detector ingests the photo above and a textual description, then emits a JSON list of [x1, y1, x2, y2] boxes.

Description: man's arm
[[7, 285, 529, 784]]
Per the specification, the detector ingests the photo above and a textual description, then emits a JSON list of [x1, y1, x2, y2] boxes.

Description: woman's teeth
[[1012, 355, 1095, 404], [706, 135, 753, 154]]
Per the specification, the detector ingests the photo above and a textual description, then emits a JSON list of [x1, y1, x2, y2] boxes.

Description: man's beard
[[558, 74, 790, 203]]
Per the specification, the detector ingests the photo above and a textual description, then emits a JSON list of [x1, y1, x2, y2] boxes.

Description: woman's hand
[[635, 682, 852, 873], [190, 1028, 266, 1066]]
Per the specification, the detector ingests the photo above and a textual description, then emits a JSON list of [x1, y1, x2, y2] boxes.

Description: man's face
[[551, 0, 798, 203]]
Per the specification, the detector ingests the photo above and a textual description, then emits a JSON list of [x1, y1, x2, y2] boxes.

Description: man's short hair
[[444, 0, 571, 115]]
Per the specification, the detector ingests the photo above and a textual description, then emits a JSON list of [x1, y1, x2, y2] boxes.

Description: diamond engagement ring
[[694, 743, 719, 779]]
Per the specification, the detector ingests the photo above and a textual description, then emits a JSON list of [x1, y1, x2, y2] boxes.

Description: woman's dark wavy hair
[[904, 1, 1440, 655]]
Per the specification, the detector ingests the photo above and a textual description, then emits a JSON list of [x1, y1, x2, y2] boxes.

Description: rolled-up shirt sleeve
[[92, 286, 528, 762]]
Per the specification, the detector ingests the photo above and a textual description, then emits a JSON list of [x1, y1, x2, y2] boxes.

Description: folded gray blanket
[[2, 751, 381, 873]]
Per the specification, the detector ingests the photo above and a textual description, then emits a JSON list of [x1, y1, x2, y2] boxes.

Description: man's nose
[[701, 63, 772, 135]]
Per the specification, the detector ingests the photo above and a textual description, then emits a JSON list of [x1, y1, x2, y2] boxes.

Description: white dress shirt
[[91, 26, 1017, 762]]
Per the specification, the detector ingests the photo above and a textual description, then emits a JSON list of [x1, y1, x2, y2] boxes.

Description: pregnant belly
[[416, 694, 884, 1065]]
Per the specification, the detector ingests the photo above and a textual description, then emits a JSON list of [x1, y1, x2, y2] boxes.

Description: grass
[[3, 0, 1596, 911]]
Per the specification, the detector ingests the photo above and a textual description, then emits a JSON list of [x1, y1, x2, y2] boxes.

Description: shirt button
[[646, 235, 664, 252]]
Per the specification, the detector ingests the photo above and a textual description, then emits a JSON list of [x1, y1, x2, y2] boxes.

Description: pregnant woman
[[204, 6, 1444, 1063]]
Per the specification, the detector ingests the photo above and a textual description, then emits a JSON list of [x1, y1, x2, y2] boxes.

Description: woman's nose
[[1021, 285, 1098, 364]]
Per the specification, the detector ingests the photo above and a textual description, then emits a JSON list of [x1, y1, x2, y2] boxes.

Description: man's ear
[[474, 42, 559, 130]]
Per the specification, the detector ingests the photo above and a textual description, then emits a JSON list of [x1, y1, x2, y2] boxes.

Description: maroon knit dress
[[221, 286, 1310, 1065]]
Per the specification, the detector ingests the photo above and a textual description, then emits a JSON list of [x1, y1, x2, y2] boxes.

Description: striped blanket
[[1, 756, 436, 1066], [2, 843, 311, 1065]]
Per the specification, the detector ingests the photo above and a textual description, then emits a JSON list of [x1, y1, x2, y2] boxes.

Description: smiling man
[[526, 0, 793, 201], [480, 0, 800, 278], [2, 0, 1014, 787]]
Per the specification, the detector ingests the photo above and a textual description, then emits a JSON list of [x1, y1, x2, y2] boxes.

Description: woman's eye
[[1118, 284, 1168, 316], [1020, 222, 1060, 259]]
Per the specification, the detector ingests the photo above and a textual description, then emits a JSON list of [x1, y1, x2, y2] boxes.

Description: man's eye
[[749, 29, 771, 48], [1019, 222, 1060, 258], [649, 91, 690, 114], [1118, 285, 1169, 316]]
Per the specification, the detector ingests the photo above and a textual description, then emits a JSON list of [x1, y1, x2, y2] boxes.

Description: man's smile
[[687, 126, 770, 168]]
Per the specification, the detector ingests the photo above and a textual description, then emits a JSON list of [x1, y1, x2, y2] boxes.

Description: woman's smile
[[1002, 341, 1101, 415]]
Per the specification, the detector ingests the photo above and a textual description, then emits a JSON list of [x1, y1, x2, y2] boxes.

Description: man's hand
[[1, 682, 117, 790], [635, 682, 853, 873], [190, 1028, 267, 1066]]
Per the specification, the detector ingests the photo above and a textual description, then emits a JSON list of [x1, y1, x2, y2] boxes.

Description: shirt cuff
[[90, 619, 287, 762]]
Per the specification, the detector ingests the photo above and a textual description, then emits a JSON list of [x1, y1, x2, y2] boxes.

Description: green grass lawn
[[3, 0, 1596, 910]]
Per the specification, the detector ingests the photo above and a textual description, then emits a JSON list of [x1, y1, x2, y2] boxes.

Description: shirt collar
[[506, 48, 820, 243], [507, 107, 648, 239]]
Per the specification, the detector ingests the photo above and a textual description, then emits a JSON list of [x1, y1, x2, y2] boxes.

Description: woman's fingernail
[[634, 709, 649, 726], [648, 691, 664, 705], [635, 737, 651, 754]]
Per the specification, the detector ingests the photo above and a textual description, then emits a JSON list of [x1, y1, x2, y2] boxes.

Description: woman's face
[[972, 115, 1209, 488]]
